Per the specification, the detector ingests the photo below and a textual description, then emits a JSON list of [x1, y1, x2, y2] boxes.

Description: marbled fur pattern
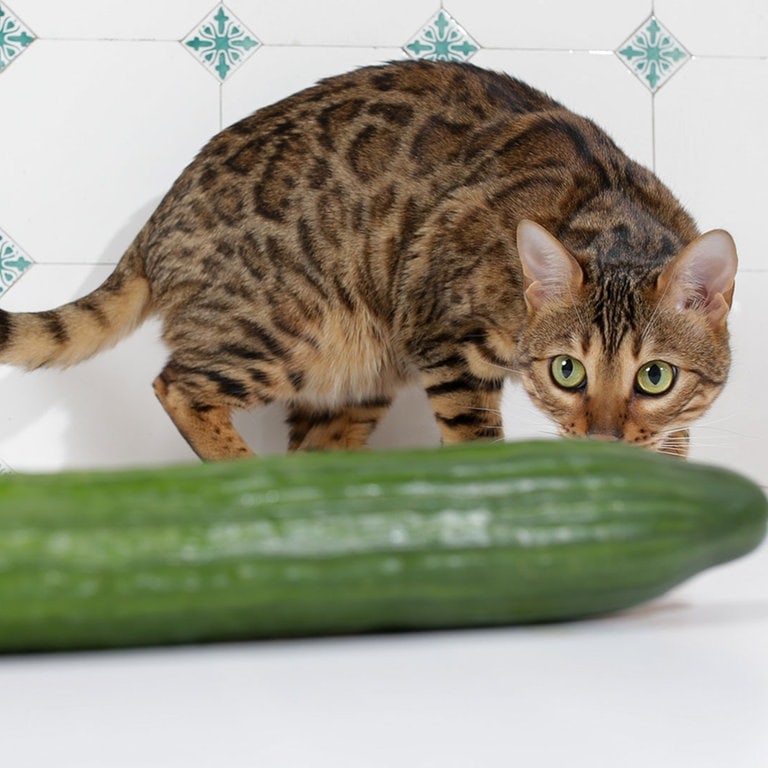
[[0, 60, 736, 459]]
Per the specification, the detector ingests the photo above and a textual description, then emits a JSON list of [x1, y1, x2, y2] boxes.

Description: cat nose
[[587, 428, 622, 441]]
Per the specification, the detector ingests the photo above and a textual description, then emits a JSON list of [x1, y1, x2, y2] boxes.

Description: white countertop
[[2, 540, 766, 768]]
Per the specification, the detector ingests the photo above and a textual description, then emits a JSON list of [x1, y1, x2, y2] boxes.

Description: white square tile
[[688, 273, 768, 489], [0, 265, 192, 471], [222, 46, 403, 127], [0, 321, 191, 471], [0, 40, 220, 265], [655, 0, 768, 56], [9, 0, 214, 39], [474, 50, 654, 168], [447, 0, 653, 50], [231, 0, 437, 46], [655, 58, 768, 271], [0, 267, 187, 471]]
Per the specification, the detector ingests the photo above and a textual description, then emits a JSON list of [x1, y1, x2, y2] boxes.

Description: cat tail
[[0, 235, 152, 370]]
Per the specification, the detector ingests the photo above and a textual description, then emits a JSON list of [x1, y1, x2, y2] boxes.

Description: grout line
[[650, 92, 657, 174], [19, 37, 768, 62], [25, 261, 120, 268], [29, 37, 182, 44]]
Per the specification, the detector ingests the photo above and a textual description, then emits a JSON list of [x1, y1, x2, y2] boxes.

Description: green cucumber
[[0, 439, 765, 653]]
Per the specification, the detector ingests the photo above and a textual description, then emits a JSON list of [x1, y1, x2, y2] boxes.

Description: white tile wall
[[234, 0, 438, 47], [654, 0, 768, 56], [9, 0, 215, 39], [448, 0, 653, 50], [0, 0, 765, 488]]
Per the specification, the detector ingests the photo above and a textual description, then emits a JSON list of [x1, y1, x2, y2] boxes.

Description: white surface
[[1, 540, 766, 768]]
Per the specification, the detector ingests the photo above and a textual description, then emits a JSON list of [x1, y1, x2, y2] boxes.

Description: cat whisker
[[463, 405, 503, 415], [692, 423, 756, 440], [689, 411, 738, 427], [486, 361, 525, 377], [655, 428, 689, 438]]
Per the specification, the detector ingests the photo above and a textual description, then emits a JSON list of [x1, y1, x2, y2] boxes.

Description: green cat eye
[[636, 360, 676, 396], [551, 355, 587, 390]]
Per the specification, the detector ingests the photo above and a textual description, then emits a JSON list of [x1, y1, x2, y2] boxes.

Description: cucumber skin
[[0, 440, 764, 653]]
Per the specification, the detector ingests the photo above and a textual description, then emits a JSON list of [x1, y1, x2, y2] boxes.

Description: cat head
[[515, 220, 738, 455]]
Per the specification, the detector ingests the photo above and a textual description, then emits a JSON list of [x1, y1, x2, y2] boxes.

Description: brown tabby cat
[[0, 60, 737, 460]]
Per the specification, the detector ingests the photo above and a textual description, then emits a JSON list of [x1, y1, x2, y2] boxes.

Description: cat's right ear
[[656, 229, 738, 329], [516, 220, 583, 313]]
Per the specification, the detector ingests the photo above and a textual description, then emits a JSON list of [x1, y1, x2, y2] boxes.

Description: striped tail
[[0, 239, 152, 370]]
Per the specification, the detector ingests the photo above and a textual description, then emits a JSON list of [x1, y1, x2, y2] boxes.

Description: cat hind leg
[[153, 365, 256, 461], [286, 397, 393, 451]]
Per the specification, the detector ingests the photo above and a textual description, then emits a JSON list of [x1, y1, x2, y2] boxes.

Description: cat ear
[[657, 229, 738, 328], [516, 220, 583, 313]]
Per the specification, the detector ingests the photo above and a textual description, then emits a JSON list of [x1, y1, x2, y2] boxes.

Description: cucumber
[[0, 440, 765, 653]]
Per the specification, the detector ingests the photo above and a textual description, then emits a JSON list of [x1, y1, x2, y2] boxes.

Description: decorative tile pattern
[[617, 16, 690, 92], [0, 2, 34, 72], [405, 9, 479, 62], [0, 228, 33, 296], [182, 4, 261, 82]]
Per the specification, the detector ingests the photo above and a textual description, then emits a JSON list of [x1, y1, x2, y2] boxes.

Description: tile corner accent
[[0, 228, 33, 297], [404, 9, 480, 63], [0, 2, 35, 73], [182, 4, 261, 82], [616, 15, 690, 93]]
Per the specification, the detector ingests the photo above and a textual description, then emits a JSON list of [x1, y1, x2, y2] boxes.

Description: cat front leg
[[419, 365, 505, 445]]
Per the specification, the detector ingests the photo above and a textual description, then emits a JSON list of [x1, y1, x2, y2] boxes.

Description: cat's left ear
[[657, 230, 738, 328], [516, 220, 584, 313]]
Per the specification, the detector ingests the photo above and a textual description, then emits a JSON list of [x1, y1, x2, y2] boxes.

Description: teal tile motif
[[0, 3, 34, 72], [0, 228, 32, 296], [617, 16, 689, 92], [183, 4, 260, 82], [405, 10, 479, 62]]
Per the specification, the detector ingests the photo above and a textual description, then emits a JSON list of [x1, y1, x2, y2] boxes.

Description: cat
[[0, 60, 737, 461]]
